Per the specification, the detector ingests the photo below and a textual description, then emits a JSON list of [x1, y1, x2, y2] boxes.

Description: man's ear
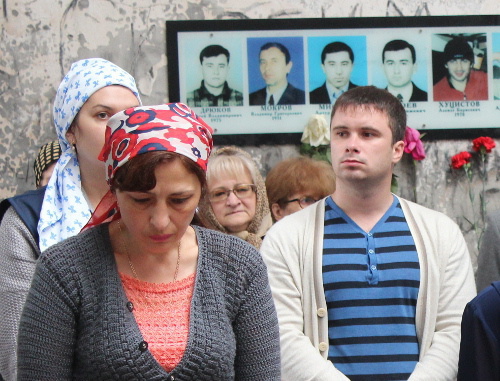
[[286, 61, 293, 75], [271, 203, 284, 221], [392, 140, 405, 164]]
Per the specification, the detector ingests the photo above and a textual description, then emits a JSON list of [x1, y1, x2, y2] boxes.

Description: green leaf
[[391, 174, 399, 194]]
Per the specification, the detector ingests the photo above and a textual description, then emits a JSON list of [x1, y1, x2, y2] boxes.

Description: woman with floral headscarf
[[17, 103, 280, 380], [0, 58, 140, 380], [197, 146, 273, 249]]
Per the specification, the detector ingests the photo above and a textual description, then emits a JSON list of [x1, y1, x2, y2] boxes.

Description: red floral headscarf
[[83, 103, 213, 230]]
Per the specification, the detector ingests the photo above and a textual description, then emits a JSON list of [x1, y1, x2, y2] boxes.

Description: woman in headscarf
[[17, 103, 280, 380], [33, 140, 61, 188], [0, 58, 140, 381], [197, 146, 273, 249]]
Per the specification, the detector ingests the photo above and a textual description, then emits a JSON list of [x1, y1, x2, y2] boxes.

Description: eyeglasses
[[208, 184, 257, 203], [283, 196, 319, 209]]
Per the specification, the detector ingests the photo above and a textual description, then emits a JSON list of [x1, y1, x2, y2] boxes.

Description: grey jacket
[[17, 224, 280, 380]]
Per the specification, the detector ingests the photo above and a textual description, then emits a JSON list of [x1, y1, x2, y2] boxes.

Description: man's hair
[[382, 39, 416, 63], [443, 37, 474, 63], [199, 44, 230, 64], [331, 86, 407, 143], [265, 156, 335, 221], [260, 42, 291, 64], [321, 42, 354, 64]]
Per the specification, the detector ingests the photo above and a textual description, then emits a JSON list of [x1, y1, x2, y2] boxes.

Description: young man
[[382, 39, 428, 102], [249, 42, 305, 106], [186, 44, 243, 107], [434, 36, 488, 101], [261, 86, 476, 380], [310, 41, 359, 104]]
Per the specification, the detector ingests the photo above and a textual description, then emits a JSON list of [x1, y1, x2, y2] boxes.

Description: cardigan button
[[138, 341, 148, 352], [317, 308, 327, 317], [126, 301, 134, 312], [319, 342, 328, 352]]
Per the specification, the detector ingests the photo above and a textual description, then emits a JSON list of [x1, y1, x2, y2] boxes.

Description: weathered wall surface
[[1, 0, 499, 267]]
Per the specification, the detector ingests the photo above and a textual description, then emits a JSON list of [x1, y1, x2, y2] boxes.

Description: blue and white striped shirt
[[323, 196, 420, 381]]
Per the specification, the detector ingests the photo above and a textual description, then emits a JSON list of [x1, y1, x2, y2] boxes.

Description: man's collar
[[200, 80, 231, 99], [387, 82, 414, 102], [326, 82, 349, 103], [266, 82, 288, 105]]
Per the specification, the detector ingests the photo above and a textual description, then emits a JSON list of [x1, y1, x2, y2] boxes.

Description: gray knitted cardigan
[[17, 224, 281, 380]]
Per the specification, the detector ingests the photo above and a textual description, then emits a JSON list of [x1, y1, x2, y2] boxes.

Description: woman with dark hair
[[265, 156, 335, 222], [33, 140, 61, 188], [17, 103, 280, 380]]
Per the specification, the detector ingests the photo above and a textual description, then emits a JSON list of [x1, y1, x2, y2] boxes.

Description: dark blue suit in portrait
[[309, 81, 358, 104], [249, 83, 305, 105]]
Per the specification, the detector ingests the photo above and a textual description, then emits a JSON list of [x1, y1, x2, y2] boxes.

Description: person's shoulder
[[267, 199, 323, 236], [41, 223, 110, 265], [433, 76, 450, 91], [472, 69, 488, 79], [492, 281, 500, 296], [467, 281, 500, 314], [249, 88, 266, 104], [0, 186, 47, 241], [194, 225, 261, 260], [410, 82, 428, 101], [250, 87, 266, 96], [287, 82, 305, 95], [282, 83, 305, 104], [231, 88, 243, 96], [309, 83, 328, 103], [1, 187, 46, 214], [399, 197, 456, 226], [229, 87, 244, 104], [310, 82, 326, 94]]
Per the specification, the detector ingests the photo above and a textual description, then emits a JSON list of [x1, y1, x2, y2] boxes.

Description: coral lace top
[[119, 272, 195, 372]]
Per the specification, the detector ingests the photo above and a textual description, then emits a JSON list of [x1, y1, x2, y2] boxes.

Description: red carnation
[[451, 151, 472, 169], [472, 136, 496, 153]]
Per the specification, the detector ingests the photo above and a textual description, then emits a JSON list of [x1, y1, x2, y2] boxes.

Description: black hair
[[199, 45, 230, 64], [321, 42, 354, 64], [382, 40, 416, 63], [259, 42, 291, 64]]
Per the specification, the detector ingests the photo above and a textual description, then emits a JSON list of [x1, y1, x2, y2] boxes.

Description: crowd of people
[[0, 58, 498, 380]]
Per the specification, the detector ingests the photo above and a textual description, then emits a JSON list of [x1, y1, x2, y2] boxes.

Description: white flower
[[301, 115, 330, 147]]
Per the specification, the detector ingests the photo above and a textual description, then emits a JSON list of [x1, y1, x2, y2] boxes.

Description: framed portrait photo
[[166, 15, 500, 144]]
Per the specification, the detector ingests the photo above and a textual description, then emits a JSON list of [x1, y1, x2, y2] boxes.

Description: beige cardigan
[[261, 196, 476, 381]]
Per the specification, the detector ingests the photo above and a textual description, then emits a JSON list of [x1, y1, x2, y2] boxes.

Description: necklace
[[117, 220, 181, 283]]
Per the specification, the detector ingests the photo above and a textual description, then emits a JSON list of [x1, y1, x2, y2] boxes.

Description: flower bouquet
[[300, 115, 331, 163], [451, 136, 496, 250]]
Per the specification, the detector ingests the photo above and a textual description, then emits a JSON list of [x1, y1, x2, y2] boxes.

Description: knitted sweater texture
[[0, 207, 40, 381], [17, 224, 281, 380]]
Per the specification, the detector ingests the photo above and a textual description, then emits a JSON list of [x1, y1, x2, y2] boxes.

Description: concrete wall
[[1, 0, 499, 267]]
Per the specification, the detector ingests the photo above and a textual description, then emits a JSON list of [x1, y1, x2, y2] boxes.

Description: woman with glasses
[[197, 146, 272, 249], [266, 156, 335, 222]]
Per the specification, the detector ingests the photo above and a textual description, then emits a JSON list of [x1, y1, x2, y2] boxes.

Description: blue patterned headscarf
[[38, 58, 141, 252]]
